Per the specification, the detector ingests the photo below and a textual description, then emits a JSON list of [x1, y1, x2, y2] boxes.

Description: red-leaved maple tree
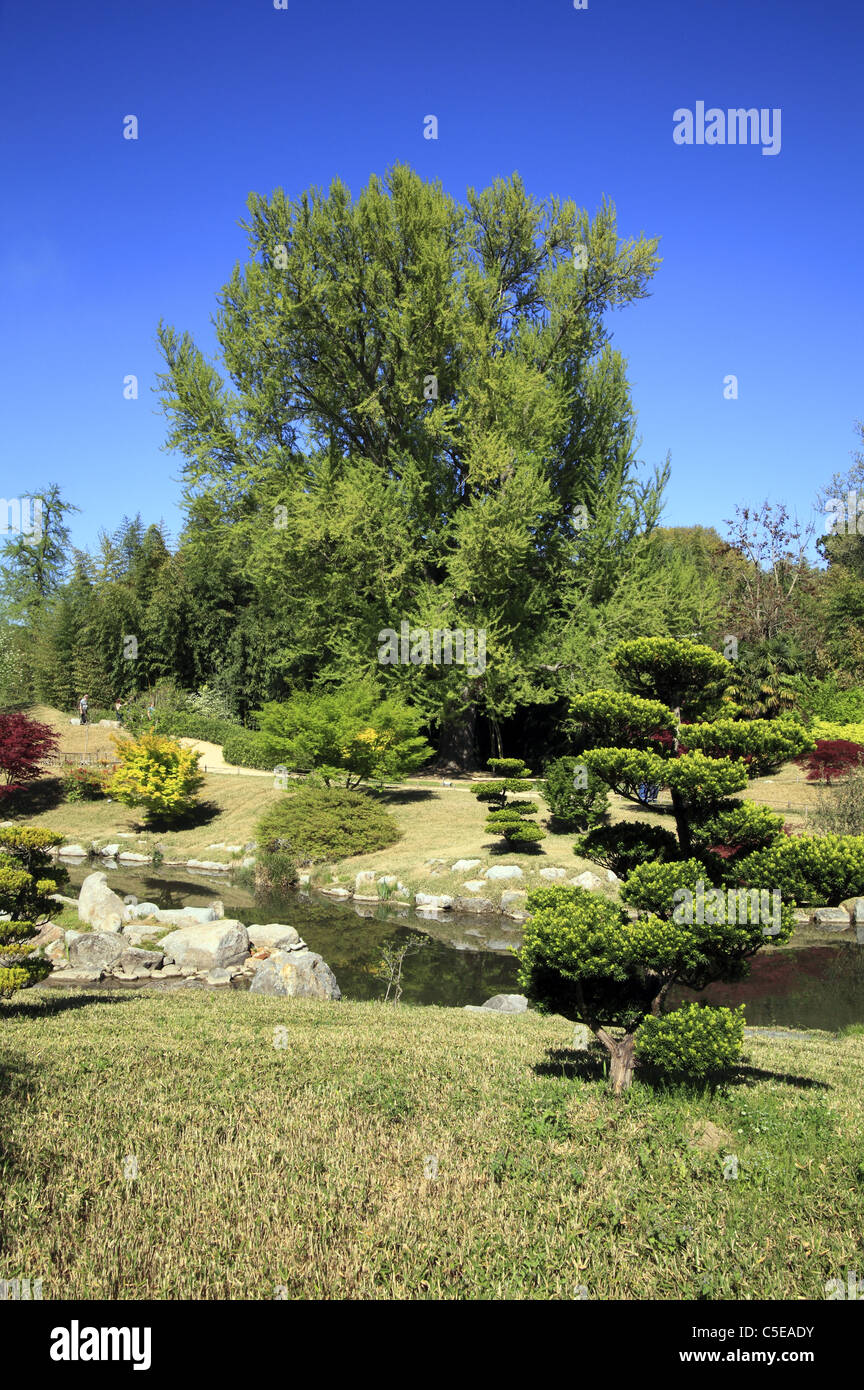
[[0, 712, 59, 798]]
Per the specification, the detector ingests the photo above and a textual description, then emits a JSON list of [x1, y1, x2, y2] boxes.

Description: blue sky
[[2, 0, 861, 554]]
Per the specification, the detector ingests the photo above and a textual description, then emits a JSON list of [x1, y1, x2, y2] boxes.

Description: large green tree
[[155, 165, 667, 766]]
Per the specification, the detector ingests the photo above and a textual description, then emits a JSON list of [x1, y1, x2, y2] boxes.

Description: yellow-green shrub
[[110, 733, 205, 823]]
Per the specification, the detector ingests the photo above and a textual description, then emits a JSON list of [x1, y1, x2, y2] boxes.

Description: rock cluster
[[34, 871, 341, 998]]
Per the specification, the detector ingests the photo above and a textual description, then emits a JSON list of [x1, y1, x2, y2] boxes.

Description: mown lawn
[[1, 989, 861, 1299]]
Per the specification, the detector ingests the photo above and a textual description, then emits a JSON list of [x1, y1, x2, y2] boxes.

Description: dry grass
[[1, 988, 861, 1299]]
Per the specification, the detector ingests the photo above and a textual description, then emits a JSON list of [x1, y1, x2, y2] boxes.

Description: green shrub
[[0, 826, 65, 998], [635, 1003, 746, 1080], [110, 733, 205, 824], [734, 834, 864, 906], [622, 859, 709, 915], [61, 764, 112, 802], [540, 756, 608, 831], [257, 787, 401, 865], [222, 729, 280, 771], [681, 719, 813, 777], [690, 801, 786, 856], [577, 821, 679, 878], [472, 756, 546, 847], [254, 848, 299, 895]]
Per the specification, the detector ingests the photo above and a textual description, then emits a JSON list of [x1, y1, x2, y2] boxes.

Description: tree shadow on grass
[[0, 989, 137, 1021], [5, 777, 66, 816], [533, 1049, 830, 1094], [133, 799, 222, 833], [372, 788, 435, 806]]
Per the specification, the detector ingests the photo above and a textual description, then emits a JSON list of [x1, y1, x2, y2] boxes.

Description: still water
[[64, 865, 864, 1029]]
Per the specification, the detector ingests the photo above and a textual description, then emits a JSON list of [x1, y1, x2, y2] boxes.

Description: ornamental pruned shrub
[[517, 881, 788, 1094], [635, 1003, 746, 1081], [795, 738, 864, 784], [540, 756, 608, 831], [0, 826, 65, 998], [109, 733, 205, 824], [471, 757, 546, 847], [576, 821, 679, 878], [572, 638, 811, 864]]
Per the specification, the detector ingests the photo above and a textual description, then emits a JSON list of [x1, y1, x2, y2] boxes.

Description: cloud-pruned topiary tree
[[518, 881, 794, 1093], [570, 637, 813, 865], [0, 827, 66, 998], [470, 757, 546, 848]]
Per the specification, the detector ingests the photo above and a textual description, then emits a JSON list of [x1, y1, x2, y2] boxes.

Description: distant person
[[146, 700, 155, 721], [78, 694, 89, 725], [114, 699, 124, 725]]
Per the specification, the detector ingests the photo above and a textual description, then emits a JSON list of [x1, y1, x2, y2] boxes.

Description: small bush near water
[[256, 786, 401, 867]]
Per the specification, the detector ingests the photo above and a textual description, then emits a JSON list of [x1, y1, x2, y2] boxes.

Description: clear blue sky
[[2, 0, 861, 554]]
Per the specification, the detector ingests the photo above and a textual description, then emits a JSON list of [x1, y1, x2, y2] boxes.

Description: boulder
[[119, 947, 164, 972], [123, 894, 139, 906], [117, 852, 150, 864], [414, 892, 453, 910], [462, 879, 486, 892], [58, 844, 88, 859], [158, 920, 250, 970], [464, 994, 529, 1015], [320, 885, 352, 898], [249, 949, 341, 1001], [150, 906, 219, 926], [539, 866, 567, 880], [205, 968, 232, 985], [126, 902, 162, 920], [482, 993, 529, 1013], [453, 896, 496, 914], [500, 890, 527, 909], [813, 908, 852, 931], [121, 925, 167, 947], [484, 865, 523, 881], [605, 869, 620, 884], [90, 905, 125, 934], [68, 932, 126, 972], [77, 872, 129, 928], [61, 969, 103, 984], [152, 963, 183, 979], [452, 859, 482, 873], [571, 871, 603, 891], [841, 897, 864, 924], [247, 924, 305, 951], [99, 844, 120, 859], [184, 859, 231, 872]]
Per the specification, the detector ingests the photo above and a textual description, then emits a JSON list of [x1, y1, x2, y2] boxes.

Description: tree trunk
[[670, 789, 692, 857], [598, 1030, 637, 1095], [436, 703, 480, 773]]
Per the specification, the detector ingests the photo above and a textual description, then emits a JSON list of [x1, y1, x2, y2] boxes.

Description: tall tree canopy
[[155, 164, 668, 764]]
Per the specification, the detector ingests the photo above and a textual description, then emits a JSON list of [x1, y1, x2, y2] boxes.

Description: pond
[[62, 864, 864, 1029]]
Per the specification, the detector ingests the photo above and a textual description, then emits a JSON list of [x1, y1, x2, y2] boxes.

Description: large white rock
[[247, 924, 305, 950], [484, 865, 524, 881], [249, 949, 341, 1000], [69, 932, 126, 971], [159, 920, 249, 970], [77, 872, 129, 928], [414, 892, 453, 910], [452, 859, 482, 873], [571, 871, 603, 891], [539, 866, 567, 880]]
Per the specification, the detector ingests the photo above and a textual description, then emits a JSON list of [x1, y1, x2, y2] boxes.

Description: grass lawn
[[1, 988, 860, 1299], [15, 773, 284, 865]]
